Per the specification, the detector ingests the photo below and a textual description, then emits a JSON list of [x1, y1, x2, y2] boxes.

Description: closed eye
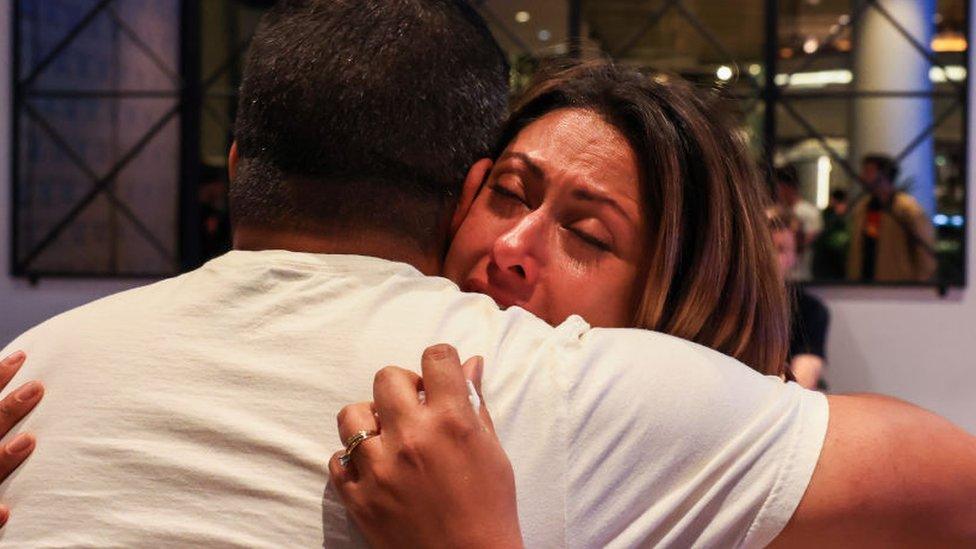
[[489, 183, 527, 206], [568, 227, 612, 251]]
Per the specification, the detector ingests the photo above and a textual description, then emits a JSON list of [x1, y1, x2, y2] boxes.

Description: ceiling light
[[538, 29, 551, 41], [515, 11, 530, 23], [803, 37, 819, 54], [716, 65, 733, 81], [932, 32, 968, 52], [748, 64, 762, 76]]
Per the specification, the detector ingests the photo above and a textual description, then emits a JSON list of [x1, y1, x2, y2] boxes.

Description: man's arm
[[772, 394, 976, 547]]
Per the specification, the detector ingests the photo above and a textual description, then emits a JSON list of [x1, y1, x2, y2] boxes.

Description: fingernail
[[0, 505, 8, 527], [7, 433, 32, 455], [426, 344, 452, 361], [1, 351, 25, 367], [14, 381, 41, 403]]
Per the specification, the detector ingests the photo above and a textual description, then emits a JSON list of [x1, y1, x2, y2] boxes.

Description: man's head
[[860, 154, 898, 200], [230, 0, 509, 252], [774, 165, 800, 206]]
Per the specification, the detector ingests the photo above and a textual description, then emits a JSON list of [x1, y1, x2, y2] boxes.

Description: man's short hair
[[862, 153, 899, 183], [232, 0, 509, 247], [774, 165, 799, 190]]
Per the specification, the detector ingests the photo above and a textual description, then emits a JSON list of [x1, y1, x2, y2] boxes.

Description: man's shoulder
[[549, 324, 768, 399], [3, 275, 187, 354]]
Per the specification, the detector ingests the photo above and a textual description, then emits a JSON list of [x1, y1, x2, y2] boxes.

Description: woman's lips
[[461, 278, 523, 309]]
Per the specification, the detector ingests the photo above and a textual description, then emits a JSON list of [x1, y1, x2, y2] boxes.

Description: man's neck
[[233, 226, 443, 276]]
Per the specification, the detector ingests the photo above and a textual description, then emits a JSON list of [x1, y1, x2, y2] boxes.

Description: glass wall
[[11, 0, 969, 285], [479, 0, 969, 286]]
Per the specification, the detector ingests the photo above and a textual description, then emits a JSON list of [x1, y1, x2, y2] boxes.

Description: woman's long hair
[[497, 60, 789, 375]]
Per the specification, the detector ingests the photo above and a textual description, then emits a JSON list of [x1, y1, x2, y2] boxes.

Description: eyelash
[[489, 183, 528, 206], [568, 227, 612, 252], [491, 181, 612, 253]]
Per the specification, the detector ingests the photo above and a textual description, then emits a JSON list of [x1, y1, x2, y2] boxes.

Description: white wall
[[0, 3, 147, 344], [0, 4, 973, 432]]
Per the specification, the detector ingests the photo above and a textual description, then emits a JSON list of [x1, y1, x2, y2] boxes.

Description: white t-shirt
[[0, 251, 827, 548]]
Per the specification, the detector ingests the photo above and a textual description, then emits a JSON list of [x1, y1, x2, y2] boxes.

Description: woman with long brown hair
[[332, 58, 792, 545], [445, 59, 789, 374]]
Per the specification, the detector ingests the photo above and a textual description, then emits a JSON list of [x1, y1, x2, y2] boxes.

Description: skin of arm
[[771, 394, 976, 547], [790, 354, 824, 390]]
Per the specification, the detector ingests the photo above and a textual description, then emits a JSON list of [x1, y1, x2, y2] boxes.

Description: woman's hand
[[0, 351, 44, 527], [329, 344, 523, 549]]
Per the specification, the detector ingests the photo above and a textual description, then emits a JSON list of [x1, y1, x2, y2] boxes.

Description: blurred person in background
[[847, 154, 937, 282], [768, 206, 829, 390], [775, 165, 822, 281], [812, 189, 850, 280]]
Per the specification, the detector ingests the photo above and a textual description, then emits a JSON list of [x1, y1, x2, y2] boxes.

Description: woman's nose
[[490, 214, 544, 286]]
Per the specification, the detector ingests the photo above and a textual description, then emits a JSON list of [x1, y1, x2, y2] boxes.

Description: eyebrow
[[498, 150, 637, 224], [571, 187, 635, 224], [497, 151, 545, 179]]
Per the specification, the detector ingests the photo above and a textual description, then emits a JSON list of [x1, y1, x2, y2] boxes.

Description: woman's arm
[[0, 350, 45, 527], [329, 344, 522, 549]]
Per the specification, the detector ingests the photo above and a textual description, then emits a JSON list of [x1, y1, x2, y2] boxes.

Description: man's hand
[[329, 344, 523, 549], [0, 351, 44, 527]]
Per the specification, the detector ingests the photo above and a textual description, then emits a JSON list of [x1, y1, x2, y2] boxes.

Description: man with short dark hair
[[1, 1, 974, 547], [847, 153, 937, 281], [229, 0, 507, 258]]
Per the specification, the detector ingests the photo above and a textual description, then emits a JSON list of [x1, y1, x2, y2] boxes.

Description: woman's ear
[[228, 141, 239, 181], [450, 157, 493, 236]]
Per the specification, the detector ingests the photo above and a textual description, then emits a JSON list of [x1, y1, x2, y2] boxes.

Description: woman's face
[[444, 108, 648, 328], [771, 228, 798, 281]]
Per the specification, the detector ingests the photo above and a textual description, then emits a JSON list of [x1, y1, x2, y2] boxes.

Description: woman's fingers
[[419, 344, 472, 410], [0, 433, 35, 482], [329, 450, 358, 498], [0, 381, 44, 436], [460, 355, 497, 434], [372, 366, 422, 423], [336, 402, 381, 468], [0, 352, 27, 390]]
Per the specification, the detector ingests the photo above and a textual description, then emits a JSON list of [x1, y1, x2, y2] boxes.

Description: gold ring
[[339, 430, 379, 467]]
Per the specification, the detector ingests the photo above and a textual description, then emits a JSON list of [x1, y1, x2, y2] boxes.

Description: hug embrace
[[0, 1, 974, 547]]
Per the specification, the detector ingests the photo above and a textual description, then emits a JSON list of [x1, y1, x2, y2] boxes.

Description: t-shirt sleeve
[[558, 328, 828, 549]]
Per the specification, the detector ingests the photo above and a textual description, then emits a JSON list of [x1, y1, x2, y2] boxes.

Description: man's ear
[[228, 141, 239, 182], [451, 157, 493, 236]]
